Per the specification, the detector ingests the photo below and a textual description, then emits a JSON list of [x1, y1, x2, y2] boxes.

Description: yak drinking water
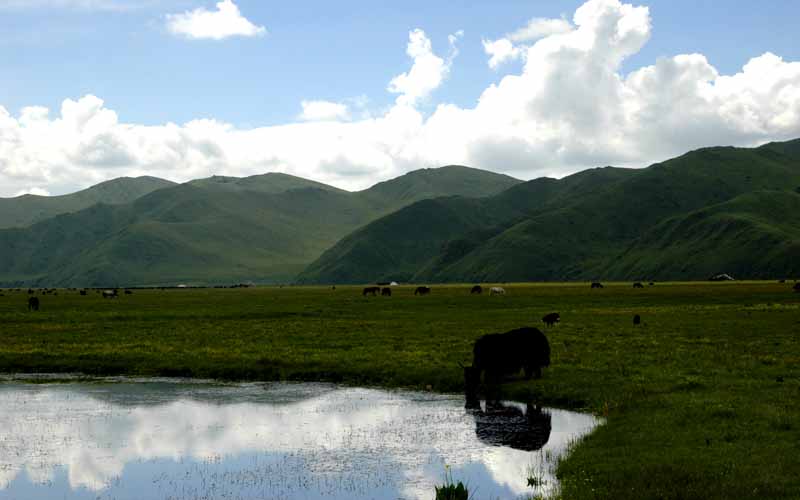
[[472, 327, 550, 381]]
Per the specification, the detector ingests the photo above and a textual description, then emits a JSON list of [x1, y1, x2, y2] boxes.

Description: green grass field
[[0, 282, 798, 499]]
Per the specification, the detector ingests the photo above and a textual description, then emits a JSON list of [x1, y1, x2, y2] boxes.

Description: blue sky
[[1, 0, 800, 196], [3, 0, 798, 126]]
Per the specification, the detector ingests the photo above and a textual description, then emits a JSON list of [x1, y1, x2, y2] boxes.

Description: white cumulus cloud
[[508, 16, 573, 42], [13, 187, 50, 197], [387, 29, 458, 106], [298, 100, 350, 122], [483, 38, 523, 69], [166, 0, 266, 40], [2, 0, 800, 198]]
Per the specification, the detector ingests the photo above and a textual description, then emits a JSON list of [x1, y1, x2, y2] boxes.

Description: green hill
[[0, 167, 521, 287], [188, 172, 344, 194], [0, 176, 176, 229], [605, 190, 800, 280], [360, 165, 520, 207], [300, 139, 800, 284]]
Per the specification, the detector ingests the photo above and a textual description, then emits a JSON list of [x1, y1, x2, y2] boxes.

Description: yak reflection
[[468, 401, 552, 452]]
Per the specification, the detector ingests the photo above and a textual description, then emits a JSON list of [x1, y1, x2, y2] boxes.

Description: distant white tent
[[390, 281, 399, 286]]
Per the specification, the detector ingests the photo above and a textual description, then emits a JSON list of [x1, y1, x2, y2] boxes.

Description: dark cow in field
[[542, 312, 560, 327], [794, 283, 800, 292], [591, 282, 604, 289], [470, 401, 552, 452], [414, 286, 431, 296], [633, 314, 641, 325], [102, 290, 118, 299], [362, 286, 380, 296], [633, 282, 644, 288], [124, 290, 133, 295], [381, 287, 392, 296], [473, 327, 550, 381], [79, 290, 87, 296], [471, 285, 483, 295], [27, 297, 40, 311]]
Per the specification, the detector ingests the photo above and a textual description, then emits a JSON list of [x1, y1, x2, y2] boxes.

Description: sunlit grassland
[[0, 281, 798, 499]]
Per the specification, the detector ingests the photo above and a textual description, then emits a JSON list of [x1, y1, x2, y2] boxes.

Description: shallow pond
[[0, 379, 601, 499]]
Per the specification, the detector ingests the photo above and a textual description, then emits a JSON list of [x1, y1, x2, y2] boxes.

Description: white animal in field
[[490, 287, 506, 295]]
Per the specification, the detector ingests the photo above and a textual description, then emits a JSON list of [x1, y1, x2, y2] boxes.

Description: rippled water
[[0, 379, 601, 499]]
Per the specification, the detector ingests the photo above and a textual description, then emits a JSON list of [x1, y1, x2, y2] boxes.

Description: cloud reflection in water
[[0, 381, 600, 499]]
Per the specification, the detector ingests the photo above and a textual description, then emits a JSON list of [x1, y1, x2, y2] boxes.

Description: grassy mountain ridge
[[0, 167, 521, 286], [188, 172, 345, 194], [0, 176, 176, 229], [605, 190, 800, 280], [301, 139, 800, 284]]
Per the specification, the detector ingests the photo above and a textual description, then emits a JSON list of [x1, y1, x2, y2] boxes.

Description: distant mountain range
[[0, 167, 519, 286], [299, 139, 800, 283], [1, 140, 798, 287], [0, 176, 176, 229]]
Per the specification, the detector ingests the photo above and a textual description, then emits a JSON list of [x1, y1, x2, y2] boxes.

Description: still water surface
[[0, 379, 601, 499]]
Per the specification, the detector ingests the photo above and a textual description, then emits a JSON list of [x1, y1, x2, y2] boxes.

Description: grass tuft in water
[[435, 466, 470, 500]]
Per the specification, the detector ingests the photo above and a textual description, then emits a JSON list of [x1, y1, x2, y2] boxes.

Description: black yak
[[633, 282, 644, 288], [362, 286, 380, 296], [381, 287, 392, 296], [473, 327, 550, 381], [633, 314, 641, 325], [79, 290, 87, 296], [542, 312, 560, 327], [28, 297, 40, 311], [414, 286, 431, 296], [591, 282, 604, 289], [794, 283, 800, 292], [471, 285, 483, 295]]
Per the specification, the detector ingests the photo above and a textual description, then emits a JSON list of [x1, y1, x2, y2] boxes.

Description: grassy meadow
[[0, 282, 798, 499]]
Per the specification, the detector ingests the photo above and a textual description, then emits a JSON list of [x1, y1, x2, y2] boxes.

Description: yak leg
[[524, 365, 542, 380]]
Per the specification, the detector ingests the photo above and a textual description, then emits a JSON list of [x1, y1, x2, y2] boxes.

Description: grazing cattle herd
[[4, 280, 797, 404], [362, 286, 380, 296]]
